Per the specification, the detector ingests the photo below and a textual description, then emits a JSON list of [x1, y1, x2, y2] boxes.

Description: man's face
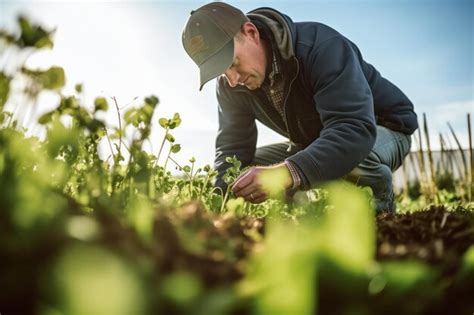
[[223, 27, 267, 90]]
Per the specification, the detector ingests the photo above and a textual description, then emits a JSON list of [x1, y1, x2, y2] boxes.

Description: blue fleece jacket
[[214, 7, 417, 191]]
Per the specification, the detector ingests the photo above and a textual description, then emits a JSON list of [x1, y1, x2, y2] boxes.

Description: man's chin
[[245, 80, 263, 90]]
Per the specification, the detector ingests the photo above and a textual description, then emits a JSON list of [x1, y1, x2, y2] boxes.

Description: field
[[1, 16, 473, 315]]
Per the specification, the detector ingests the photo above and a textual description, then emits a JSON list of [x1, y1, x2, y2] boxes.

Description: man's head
[[182, 2, 267, 90], [223, 22, 267, 90]]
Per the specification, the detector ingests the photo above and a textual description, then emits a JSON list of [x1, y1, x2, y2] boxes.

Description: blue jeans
[[252, 126, 412, 213]]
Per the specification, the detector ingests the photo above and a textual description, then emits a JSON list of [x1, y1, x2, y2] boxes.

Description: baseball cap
[[182, 2, 249, 90]]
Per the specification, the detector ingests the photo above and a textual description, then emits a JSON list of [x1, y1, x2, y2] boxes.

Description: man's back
[[294, 20, 417, 134]]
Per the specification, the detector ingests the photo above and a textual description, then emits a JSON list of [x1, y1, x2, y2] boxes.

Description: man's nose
[[224, 69, 240, 87]]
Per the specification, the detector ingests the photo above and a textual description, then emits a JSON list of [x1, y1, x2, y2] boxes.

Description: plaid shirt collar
[[255, 21, 282, 88]]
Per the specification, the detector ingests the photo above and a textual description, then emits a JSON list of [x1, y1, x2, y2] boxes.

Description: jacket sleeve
[[214, 78, 257, 191], [286, 36, 377, 188]]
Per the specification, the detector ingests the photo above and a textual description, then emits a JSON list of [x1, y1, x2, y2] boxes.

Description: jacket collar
[[246, 7, 297, 59]]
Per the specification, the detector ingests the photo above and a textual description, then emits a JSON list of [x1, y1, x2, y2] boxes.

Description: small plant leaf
[[94, 97, 108, 112]]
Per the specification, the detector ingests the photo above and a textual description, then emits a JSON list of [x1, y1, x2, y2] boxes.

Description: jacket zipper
[[283, 57, 300, 152]]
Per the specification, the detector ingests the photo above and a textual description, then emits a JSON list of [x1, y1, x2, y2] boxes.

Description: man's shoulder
[[293, 21, 344, 49]]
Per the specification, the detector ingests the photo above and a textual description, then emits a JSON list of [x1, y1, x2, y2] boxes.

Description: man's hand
[[231, 162, 293, 203]]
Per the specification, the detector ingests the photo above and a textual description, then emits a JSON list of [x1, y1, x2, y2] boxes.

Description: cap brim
[[198, 39, 234, 91]]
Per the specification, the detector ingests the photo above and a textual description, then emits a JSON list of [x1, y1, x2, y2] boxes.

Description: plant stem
[[467, 113, 473, 201], [423, 113, 438, 203], [104, 126, 116, 161], [448, 121, 468, 200], [164, 146, 172, 171], [112, 96, 123, 156], [168, 156, 193, 181], [156, 128, 168, 166], [220, 184, 232, 214], [439, 133, 447, 175], [189, 160, 194, 197], [199, 174, 211, 201], [415, 130, 428, 198], [448, 122, 468, 180]]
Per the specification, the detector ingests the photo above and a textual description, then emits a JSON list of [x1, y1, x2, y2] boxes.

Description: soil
[[153, 202, 264, 286], [376, 205, 474, 272], [155, 203, 474, 286], [375, 205, 474, 315], [2, 202, 473, 315]]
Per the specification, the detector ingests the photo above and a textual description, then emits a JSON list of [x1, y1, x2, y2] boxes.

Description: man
[[182, 2, 417, 212]]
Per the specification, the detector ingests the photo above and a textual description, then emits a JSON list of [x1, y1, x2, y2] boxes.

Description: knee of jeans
[[373, 165, 393, 202], [370, 165, 392, 193], [365, 165, 393, 192], [345, 165, 392, 196], [379, 164, 393, 185]]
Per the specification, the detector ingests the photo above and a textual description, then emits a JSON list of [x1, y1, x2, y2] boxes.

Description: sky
[[0, 0, 473, 169]]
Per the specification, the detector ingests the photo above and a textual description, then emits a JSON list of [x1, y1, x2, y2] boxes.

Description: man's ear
[[241, 22, 260, 43]]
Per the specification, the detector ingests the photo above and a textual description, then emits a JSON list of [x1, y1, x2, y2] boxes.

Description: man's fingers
[[244, 190, 266, 201], [237, 182, 261, 198], [232, 169, 254, 193], [252, 196, 267, 204], [246, 191, 267, 204]]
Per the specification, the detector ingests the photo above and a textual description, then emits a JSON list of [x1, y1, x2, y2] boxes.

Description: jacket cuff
[[286, 151, 322, 189], [284, 160, 301, 189]]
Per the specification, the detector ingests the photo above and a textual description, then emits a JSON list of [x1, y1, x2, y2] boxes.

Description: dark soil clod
[[376, 205, 474, 272]]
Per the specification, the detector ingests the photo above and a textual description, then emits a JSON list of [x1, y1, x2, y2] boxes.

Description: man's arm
[[286, 36, 377, 188], [214, 77, 257, 192]]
